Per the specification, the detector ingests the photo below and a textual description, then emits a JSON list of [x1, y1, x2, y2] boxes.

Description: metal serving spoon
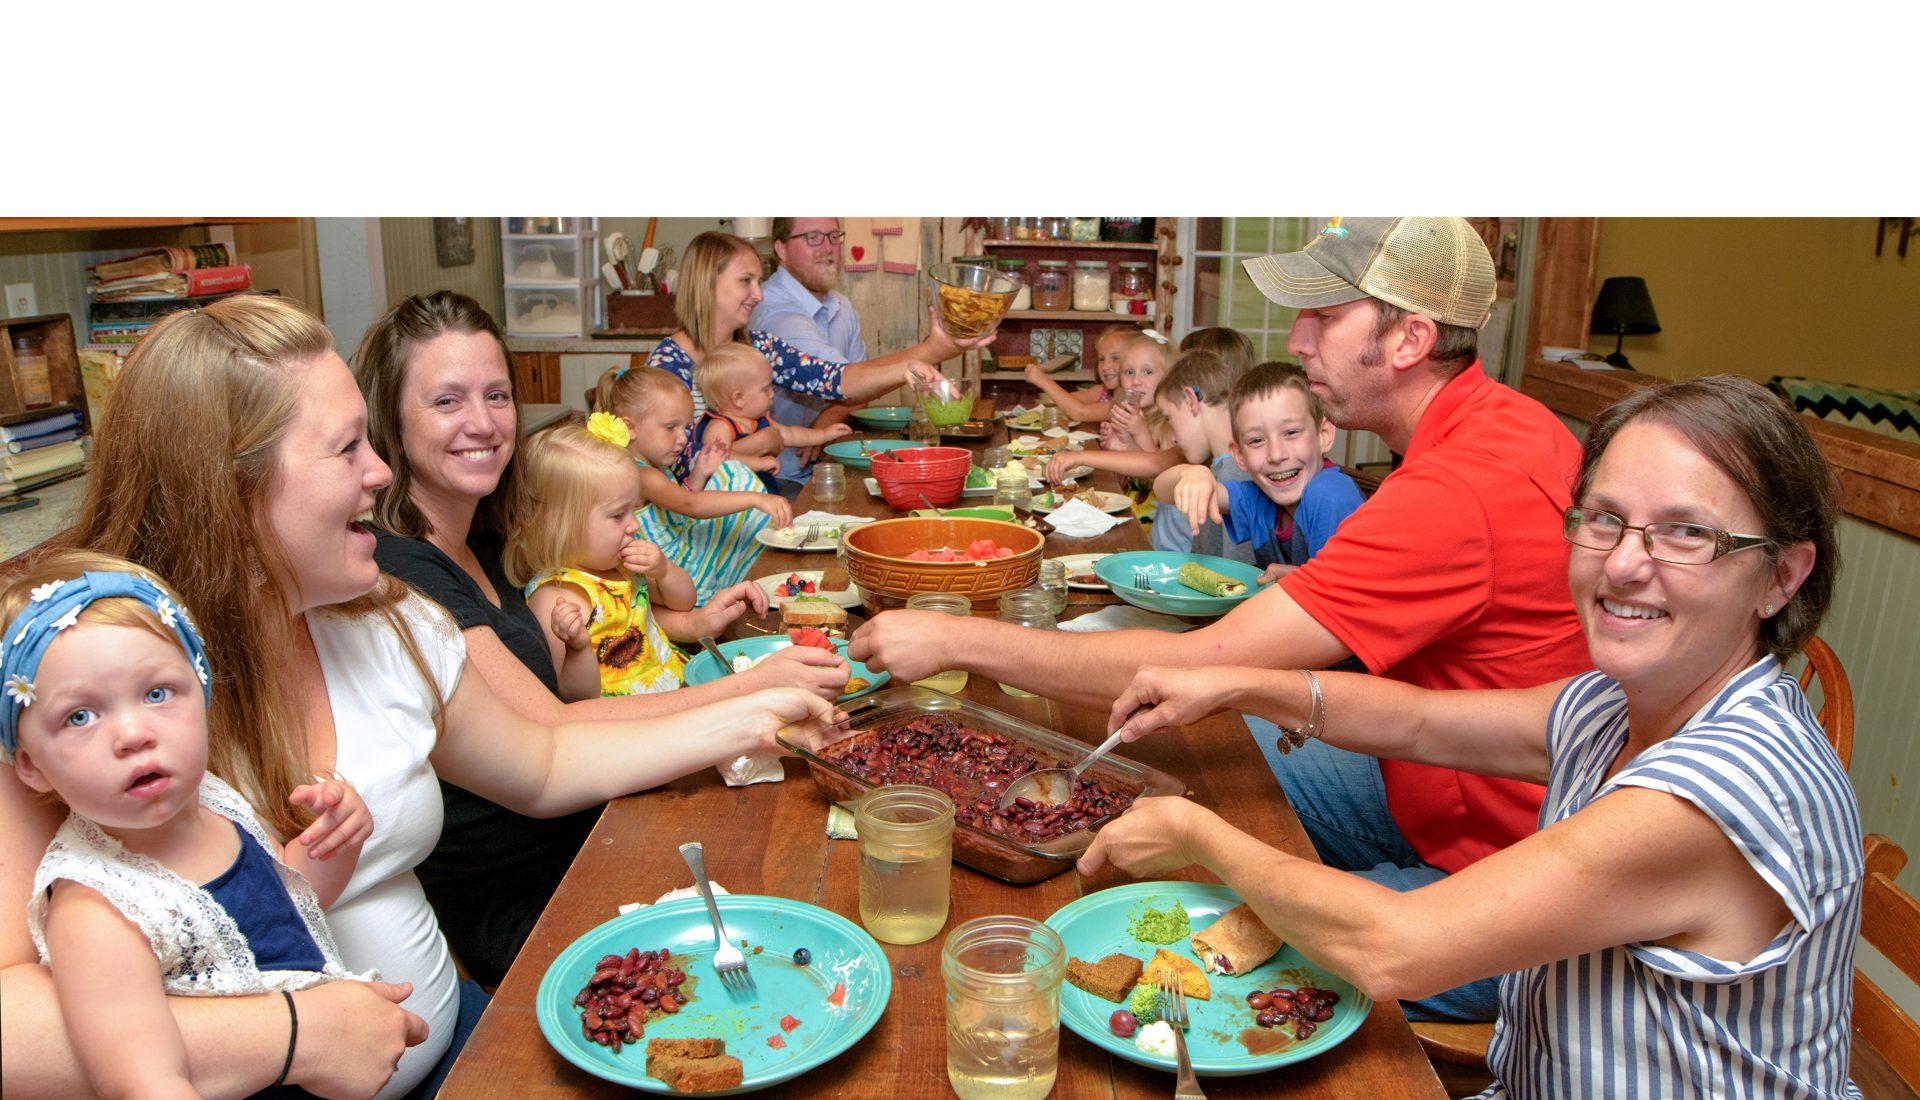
[[999, 726, 1130, 810]]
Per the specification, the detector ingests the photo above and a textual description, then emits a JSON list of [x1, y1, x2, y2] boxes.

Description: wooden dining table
[[440, 412, 1445, 1099]]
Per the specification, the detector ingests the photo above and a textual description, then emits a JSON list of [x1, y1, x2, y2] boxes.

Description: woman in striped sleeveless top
[[1084, 376, 1860, 1098]]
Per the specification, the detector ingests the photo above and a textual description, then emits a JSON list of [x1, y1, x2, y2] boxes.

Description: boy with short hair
[[1146, 352, 1255, 564], [1154, 363, 1364, 582]]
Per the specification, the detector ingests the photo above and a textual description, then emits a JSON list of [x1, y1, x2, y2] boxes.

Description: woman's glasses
[[1562, 506, 1771, 565]]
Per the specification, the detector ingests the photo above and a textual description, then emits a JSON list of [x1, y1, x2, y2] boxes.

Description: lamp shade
[[1590, 276, 1661, 336]]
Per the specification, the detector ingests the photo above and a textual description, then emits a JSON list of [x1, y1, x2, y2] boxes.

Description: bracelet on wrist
[[1273, 670, 1325, 756], [271, 989, 298, 1088]]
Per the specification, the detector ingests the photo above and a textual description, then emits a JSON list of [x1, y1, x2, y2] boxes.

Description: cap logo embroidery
[[1319, 217, 1350, 240]]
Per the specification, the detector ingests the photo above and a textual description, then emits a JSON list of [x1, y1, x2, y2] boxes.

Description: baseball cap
[[1242, 217, 1497, 330]]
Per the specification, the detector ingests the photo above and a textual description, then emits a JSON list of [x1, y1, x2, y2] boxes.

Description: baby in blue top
[[1153, 363, 1364, 582]]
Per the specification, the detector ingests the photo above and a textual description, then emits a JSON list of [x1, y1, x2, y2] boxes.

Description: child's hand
[[1258, 563, 1296, 585], [824, 423, 853, 440], [744, 453, 781, 473], [755, 494, 794, 528], [1024, 362, 1047, 387], [1108, 401, 1141, 431], [702, 580, 771, 632], [289, 776, 373, 861], [1043, 452, 1079, 485], [689, 443, 727, 489], [620, 536, 668, 581], [551, 599, 591, 651], [1173, 468, 1223, 536]]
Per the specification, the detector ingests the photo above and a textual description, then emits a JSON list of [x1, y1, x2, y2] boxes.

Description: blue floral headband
[[0, 571, 211, 760]]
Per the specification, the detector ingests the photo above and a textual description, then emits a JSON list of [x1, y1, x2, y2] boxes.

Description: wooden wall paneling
[[1523, 217, 1603, 365]]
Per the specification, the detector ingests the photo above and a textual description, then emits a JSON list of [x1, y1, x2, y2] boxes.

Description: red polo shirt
[[1279, 363, 1588, 873]]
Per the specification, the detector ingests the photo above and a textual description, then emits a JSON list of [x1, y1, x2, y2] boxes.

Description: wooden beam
[[1521, 360, 1920, 540]]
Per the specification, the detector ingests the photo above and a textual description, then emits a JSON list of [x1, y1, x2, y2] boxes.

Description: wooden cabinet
[[510, 351, 562, 405], [510, 350, 654, 407]]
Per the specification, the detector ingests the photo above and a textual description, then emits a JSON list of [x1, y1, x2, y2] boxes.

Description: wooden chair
[[1852, 834, 1920, 1096], [1412, 636, 1858, 1093], [1798, 635, 1854, 770]]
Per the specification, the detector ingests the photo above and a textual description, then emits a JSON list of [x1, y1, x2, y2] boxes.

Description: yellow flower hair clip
[[586, 411, 630, 450]]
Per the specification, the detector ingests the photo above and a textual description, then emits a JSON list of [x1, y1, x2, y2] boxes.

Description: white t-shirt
[[308, 593, 466, 1098]]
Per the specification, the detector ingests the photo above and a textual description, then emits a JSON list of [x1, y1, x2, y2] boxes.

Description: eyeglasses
[[783, 230, 846, 247], [1562, 506, 1771, 565]]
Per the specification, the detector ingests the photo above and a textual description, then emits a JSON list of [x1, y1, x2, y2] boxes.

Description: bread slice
[[780, 599, 848, 629], [648, 1052, 744, 1093], [819, 566, 851, 592], [1065, 953, 1144, 1003], [645, 1037, 726, 1060], [1138, 947, 1210, 1001]]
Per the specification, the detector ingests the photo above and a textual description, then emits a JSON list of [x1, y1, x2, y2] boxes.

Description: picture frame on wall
[[433, 218, 475, 267]]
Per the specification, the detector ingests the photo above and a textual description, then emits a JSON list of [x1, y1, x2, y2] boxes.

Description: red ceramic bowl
[[870, 445, 971, 509]]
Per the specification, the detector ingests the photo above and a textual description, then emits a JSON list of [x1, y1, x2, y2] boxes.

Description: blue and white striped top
[[1482, 657, 1863, 1099]]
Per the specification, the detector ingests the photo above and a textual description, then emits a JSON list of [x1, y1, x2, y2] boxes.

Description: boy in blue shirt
[[1153, 363, 1364, 581]]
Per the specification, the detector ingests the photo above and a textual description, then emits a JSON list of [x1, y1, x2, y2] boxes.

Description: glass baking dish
[[777, 685, 1184, 883]]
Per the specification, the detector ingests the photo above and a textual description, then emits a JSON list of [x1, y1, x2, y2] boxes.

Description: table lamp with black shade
[[1590, 276, 1661, 369]]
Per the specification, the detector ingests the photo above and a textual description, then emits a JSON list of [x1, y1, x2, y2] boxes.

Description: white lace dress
[[26, 772, 371, 995]]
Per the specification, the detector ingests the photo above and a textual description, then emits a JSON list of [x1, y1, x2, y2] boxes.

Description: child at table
[[505, 417, 697, 699], [1155, 363, 1365, 582], [693, 342, 854, 492], [3, 552, 373, 1100], [1024, 324, 1133, 423], [1178, 326, 1257, 377], [588, 364, 793, 604], [1101, 330, 1178, 454], [1145, 351, 1257, 564]]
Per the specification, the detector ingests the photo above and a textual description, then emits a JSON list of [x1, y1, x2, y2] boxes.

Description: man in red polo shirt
[[851, 217, 1588, 1020]]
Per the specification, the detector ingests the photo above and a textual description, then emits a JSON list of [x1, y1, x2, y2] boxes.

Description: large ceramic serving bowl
[[842, 516, 1044, 611]]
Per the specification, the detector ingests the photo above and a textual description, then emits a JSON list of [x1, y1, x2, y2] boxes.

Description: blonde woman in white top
[[0, 296, 844, 1099]]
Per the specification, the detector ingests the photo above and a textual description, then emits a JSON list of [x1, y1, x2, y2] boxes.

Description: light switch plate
[[4, 282, 37, 318]]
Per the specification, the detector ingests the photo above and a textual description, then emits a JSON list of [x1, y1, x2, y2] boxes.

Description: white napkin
[[1046, 498, 1127, 538], [619, 881, 731, 915], [1012, 434, 1044, 448], [1060, 604, 1198, 633], [1067, 430, 1099, 444], [1043, 426, 1070, 439], [790, 510, 872, 529]]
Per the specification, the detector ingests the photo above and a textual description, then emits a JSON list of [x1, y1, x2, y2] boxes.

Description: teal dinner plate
[[536, 894, 892, 1095], [1046, 882, 1369, 1076], [849, 406, 912, 430], [1092, 551, 1263, 618], [824, 438, 917, 470], [681, 635, 889, 703]]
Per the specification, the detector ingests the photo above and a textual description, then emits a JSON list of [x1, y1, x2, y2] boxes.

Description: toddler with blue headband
[[2, 551, 376, 1100]]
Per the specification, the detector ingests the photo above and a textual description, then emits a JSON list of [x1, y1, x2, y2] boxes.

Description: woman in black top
[[352, 292, 850, 983]]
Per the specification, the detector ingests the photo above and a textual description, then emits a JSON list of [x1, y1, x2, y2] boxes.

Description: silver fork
[[1159, 970, 1207, 1099], [677, 842, 753, 994], [805, 522, 822, 547], [1133, 566, 1153, 592]]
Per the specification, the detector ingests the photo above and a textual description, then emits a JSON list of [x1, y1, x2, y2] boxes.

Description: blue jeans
[[1244, 715, 1501, 1024], [404, 979, 490, 1099]]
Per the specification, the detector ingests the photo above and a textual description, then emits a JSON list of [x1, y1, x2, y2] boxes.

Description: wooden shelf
[[982, 240, 1156, 251], [0, 218, 295, 234], [1003, 310, 1150, 322], [984, 369, 1094, 383]]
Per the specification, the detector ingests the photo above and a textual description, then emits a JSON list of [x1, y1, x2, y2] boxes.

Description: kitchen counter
[[2, 470, 87, 561], [505, 333, 664, 355]]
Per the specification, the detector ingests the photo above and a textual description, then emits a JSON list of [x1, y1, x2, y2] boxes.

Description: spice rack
[[972, 220, 1178, 384]]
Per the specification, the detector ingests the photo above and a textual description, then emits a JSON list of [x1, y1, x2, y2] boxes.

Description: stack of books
[[1, 408, 87, 495], [86, 245, 253, 344]]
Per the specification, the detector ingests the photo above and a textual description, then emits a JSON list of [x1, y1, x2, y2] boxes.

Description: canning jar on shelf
[[1067, 217, 1101, 242], [1111, 261, 1152, 313], [1035, 216, 1068, 242], [988, 216, 1019, 242], [1072, 261, 1111, 312], [1030, 261, 1070, 311], [995, 258, 1032, 312]]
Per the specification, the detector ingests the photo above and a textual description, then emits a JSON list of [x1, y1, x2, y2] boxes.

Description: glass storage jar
[[996, 589, 1056, 696], [995, 258, 1032, 312], [943, 915, 1067, 1100], [10, 332, 53, 409], [856, 785, 955, 945], [988, 216, 1019, 242], [1035, 216, 1068, 242], [905, 593, 973, 693], [1010, 217, 1040, 241], [1030, 261, 1070, 311], [1111, 261, 1153, 313], [812, 461, 847, 503], [1068, 217, 1101, 242], [1036, 560, 1069, 615], [1071, 261, 1111, 312], [993, 469, 1032, 511]]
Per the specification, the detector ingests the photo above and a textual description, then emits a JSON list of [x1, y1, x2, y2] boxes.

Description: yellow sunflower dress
[[524, 567, 686, 696]]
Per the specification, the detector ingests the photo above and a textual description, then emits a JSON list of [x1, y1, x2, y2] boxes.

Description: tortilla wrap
[[1189, 903, 1283, 976]]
